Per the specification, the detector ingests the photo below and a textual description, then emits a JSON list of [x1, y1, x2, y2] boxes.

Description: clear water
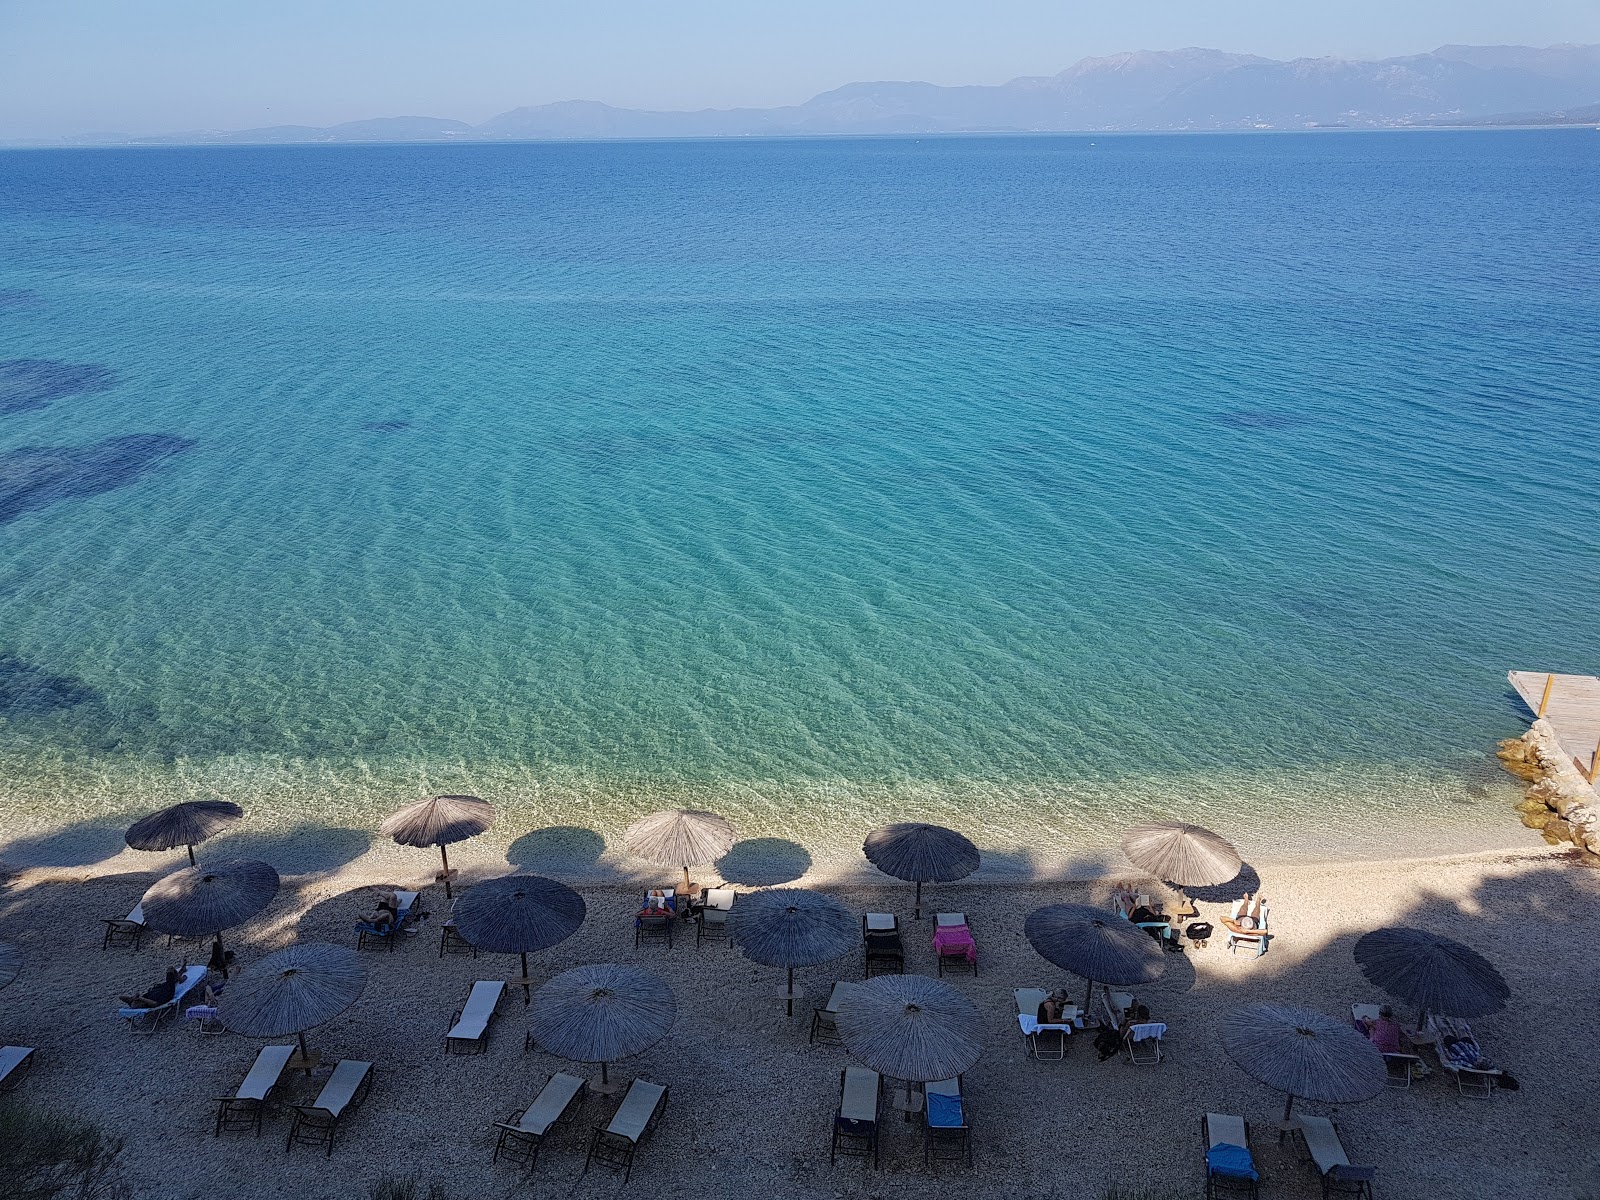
[[1, 131, 1596, 869]]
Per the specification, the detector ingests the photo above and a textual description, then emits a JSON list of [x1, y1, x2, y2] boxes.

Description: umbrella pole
[[913, 881, 923, 921], [1084, 977, 1094, 1014], [215, 932, 230, 980], [601, 1061, 609, 1087], [439, 844, 452, 899], [682, 865, 691, 897], [1278, 1093, 1295, 1143], [520, 952, 531, 1006], [186, 843, 196, 866], [297, 1029, 310, 1071], [787, 966, 795, 1018]]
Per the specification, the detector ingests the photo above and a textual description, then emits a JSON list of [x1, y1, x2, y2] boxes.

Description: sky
[[2, 0, 1598, 139]]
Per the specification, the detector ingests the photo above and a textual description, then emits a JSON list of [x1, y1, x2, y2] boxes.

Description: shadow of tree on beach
[[214, 823, 371, 875], [505, 825, 606, 875], [716, 838, 813, 886], [0, 817, 130, 869]]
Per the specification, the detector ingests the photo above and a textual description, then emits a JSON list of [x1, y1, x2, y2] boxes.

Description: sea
[[1, 130, 1596, 877]]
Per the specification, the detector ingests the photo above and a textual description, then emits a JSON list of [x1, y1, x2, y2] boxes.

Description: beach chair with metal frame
[[635, 911, 674, 950], [810, 980, 852, 1046], [934, 913, 978, 977], [212, 1044, 296, 1138], [923, 1076, 971, 1167], [585, 1077, 667, 1184], [863, 916, 905, 978], [446, 980, 505, 1054], [0, 1046, 35, 1094], [696, 887, 736, 948], [118, 965, 208, 1035], [1350, 1004, 1426, 1088], [1202, 1111, 1260, 1200], [1103, 989, 1134, 1027], [102, 902, 146, 951], [493, 1072, 588, 1168], [1126, 1020, 1167, 1064], [285, 1059, 373, 1156], [1427, 1014, 1499, 1098], [439, 916, 477, 958], [830, 1065, 881, 1167], [1224, 896, 1270, 957], [356, 890, 424, 953], [1292, 1115, 1376, 1199], [1012, 988, 1048, 1057]]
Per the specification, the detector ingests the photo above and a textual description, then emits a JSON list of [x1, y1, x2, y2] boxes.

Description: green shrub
[[0, 1102, 127, 1200]]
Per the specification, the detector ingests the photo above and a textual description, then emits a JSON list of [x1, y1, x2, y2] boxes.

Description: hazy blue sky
[[3, 0, 1597, 137]]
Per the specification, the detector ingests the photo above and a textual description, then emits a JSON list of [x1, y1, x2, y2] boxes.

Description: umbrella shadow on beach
[[0, 815, 130, 869], [1185, 862, 1262, 904], [215, 823, 371, 875], [506, 825, 607, 876], [715, 838, 813, 886]]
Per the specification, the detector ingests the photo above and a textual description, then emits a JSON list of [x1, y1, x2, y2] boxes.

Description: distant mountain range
[[18, 44, 1600, 148]]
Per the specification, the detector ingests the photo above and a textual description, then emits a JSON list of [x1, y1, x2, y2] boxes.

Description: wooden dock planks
[[1509, 670, 1600, 779]]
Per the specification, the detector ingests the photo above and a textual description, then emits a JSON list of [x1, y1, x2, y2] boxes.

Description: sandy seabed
[[0, 836, 1594, 1200]]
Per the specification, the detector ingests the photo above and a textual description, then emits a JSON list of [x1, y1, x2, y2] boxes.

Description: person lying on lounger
[[119, 965, 183, 1009]]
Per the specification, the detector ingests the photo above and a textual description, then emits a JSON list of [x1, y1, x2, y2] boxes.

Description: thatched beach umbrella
[[1024, 902, 1165, 1009], [141, 859, 280, 979], [1353, 927, 1509, 1029], [624, 808, 737, 895], [218, 942, 365, 1064], [125, 800, 243, 865], [729, 887, 856, 1016], [0, 941, 20, 992], [528, 963, 675, 1094], [379, 794, 494, 898], [451, 872, 586, 1001], [1120, 821, 1241, 889], [863, 823, 979, 920], [1220, 1003, 1386, 1124], [836, 973, 982, 1083]]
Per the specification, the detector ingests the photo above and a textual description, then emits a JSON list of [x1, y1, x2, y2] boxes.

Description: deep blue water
[[0, 131, 1596, 859]]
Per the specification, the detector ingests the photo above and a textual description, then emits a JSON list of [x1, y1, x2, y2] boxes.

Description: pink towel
[[932, 925, 977, 964]]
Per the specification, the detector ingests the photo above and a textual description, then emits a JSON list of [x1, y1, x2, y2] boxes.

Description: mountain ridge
[[16, 43, 1599, 147]]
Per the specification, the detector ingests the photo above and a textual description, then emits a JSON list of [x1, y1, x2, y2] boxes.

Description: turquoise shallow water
[[0, 131, 1596, 864]]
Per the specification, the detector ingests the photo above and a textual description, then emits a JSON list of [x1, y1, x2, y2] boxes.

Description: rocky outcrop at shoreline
[[1499, 719, 1600, 861]]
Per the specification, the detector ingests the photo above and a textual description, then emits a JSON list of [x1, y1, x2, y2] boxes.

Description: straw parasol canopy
[[862, 823, 980, 919], [1120, 821, 1241, 889], [379, 794, 494, 897], [141, 858, 279, 977], [125, 800, 243, 865], [1220, 1003, 1386, 1123], [0, 941, 20, 992], [1024, 902, 1165, 1008], [451, 872, 586, 999], [623, 808, 737, 894], [728, 887, 857, 1016], [217, 942, 365, 1062], [527, 963, 675, 1091], [1352, 927, 1510, 1027], [835, 973, 983, 1082]]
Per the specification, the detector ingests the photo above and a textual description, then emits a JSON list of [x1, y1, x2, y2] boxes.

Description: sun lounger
[[1350, 1004, 1426, 1087], [696, 887, 735, 947], [585, 1077, 667, 1184], [446, 980, 505, 1054], [923, 1077, 971, 1167], [830, 1066, 881, 1167], [493, 1072, 588, 1167], [1224, 896, 1270, 957], [1293, 1115, 1375, 1199], [933, 916, 977, 977], [213, 1044, 296, 1137], [1013, 988, 1077, 1059], [438, 918, 477, 957], [102, 902, 146, 950], [1203, 1112, 1260, 1199], [810, 980, 853, 1046], [635, 900, 674, 949], [357, 890, 423, 952], [0, 1046, 35, 1094], [1103, 989, 1134, 1027], [1127, 1021, 1167, 1064], [119, 965, 208, 1034], [864, 912, 897, 934], [286, 1059, 373, 1155], [1426, 1014, 1500, 1098], [864, 924, 905, 978]]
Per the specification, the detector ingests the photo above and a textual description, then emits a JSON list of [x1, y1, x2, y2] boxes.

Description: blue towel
[[1206, 1143, 1258, 1181], [926, 1092, 964, 1128]]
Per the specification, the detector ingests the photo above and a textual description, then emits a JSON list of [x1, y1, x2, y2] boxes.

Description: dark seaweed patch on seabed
[[0, 359, 117, 414], [0, 653, 99, 717], [0, 433, 197, 525]]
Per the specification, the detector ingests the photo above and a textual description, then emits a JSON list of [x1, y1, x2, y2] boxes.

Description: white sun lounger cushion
[[704, 888, 736, 911], [449, 981, 504, 1041], [1206, 1112, 1248, 1149], [606, 1079, 666, 1143], [0, 1046, 34, 1083], [1295, 1115, 1351, 1174], [235, 1045, 296, 1102], [1130, 1022, 1166, 1042], [126, 903, 145, 925], [864, 912, 896, 932], [935, 912, 967, 927], [1018, 1014, 1075, 1035], [823, 981, 854, 1013], [518, 1072, 586, 1135], [840, 1067, 879, 1123], [310, 1060, 371, 1118]]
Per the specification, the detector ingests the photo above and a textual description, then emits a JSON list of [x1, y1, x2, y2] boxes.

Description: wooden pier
[[1509, 670, 1600, 783]]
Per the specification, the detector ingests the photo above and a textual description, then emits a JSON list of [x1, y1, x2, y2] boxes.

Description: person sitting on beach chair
[[119, 965, 182, 1009], [1356, 1006, 1403, 1055]]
